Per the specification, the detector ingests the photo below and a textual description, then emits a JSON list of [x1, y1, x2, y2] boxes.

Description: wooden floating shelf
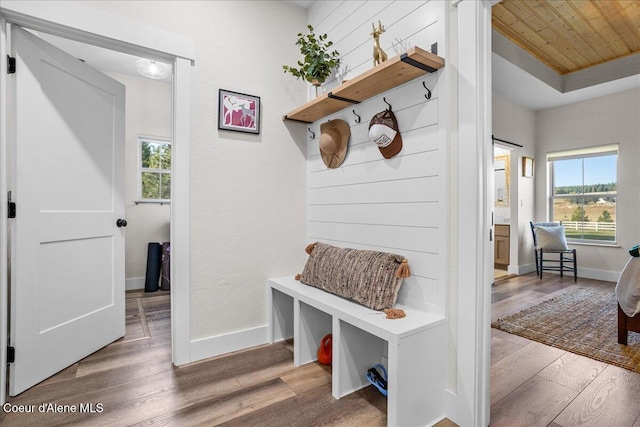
[[283, 46, 445, 124]]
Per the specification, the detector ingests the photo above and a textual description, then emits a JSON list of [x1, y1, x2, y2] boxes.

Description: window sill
[[134, 200, 171, 206], [568, 241, 620, 248]]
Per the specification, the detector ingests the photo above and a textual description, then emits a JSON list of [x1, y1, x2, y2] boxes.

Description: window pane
[[550, 148, 617, 243], [553, 158, 582, 194], [552, 198, 574, 223], [160, 173, 171, 199], [140, 138, 171, 200], [584, 155, 616, 192], [141, 141, 155, 168], [563, 218, 583, 240], [589, 202, 616, 241], [159, 144, 171, 170], [141, 141, 167, 169], [142, 172, 160, 199]]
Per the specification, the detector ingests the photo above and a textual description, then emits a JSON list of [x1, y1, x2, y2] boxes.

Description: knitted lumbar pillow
[[298, 242, 410, 311]]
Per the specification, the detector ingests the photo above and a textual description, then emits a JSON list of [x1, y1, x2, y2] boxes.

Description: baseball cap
[[368, 109, 402, 159]]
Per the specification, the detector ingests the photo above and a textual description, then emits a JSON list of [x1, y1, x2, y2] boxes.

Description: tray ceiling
[[492, 0, 640, 75]]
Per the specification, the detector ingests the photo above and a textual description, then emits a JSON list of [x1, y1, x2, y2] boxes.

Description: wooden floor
[[491, 272, 640, 427], [0, 290, 388, 426], [3, 275, 639, 426]]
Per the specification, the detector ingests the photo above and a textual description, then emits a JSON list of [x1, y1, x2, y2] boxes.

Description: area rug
[[492, 286, 640, 373]]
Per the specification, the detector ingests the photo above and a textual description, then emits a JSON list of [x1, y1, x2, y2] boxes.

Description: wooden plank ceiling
[[492, 0, 640, 75]]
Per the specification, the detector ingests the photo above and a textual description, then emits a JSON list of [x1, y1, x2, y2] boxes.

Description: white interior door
[[8, 26, 125, 396]]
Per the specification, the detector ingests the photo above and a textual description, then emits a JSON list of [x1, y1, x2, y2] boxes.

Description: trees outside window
[[139, 136, 171, 201]]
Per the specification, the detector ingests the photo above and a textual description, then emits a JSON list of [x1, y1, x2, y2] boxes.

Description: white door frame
[[453, 1, 493, 426], [0, 1, 194, 404]]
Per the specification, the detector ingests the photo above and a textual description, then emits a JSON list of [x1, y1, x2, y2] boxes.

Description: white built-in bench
[[267, 275, 447, 427]]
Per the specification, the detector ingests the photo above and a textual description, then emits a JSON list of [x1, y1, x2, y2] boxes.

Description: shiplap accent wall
[[306, 1, 447, 314]]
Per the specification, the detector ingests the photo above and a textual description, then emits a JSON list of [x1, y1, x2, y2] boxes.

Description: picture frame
[[218, 89, 260, 134], [522, 156, 534, 178]]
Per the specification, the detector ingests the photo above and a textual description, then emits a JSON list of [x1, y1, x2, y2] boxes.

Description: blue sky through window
[[554, 155, 617, 187]]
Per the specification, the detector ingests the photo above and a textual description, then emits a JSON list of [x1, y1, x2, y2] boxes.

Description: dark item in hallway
[[161, 242, 171, 291], [144, 242, 162, 292]]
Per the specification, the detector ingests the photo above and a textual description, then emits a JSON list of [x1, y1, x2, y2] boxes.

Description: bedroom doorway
[[0, 4, 193, 404], [493, 144, 513, 281], [6, 26, 174, 396]]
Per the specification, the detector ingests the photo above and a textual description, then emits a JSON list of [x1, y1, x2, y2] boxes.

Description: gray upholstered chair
[[530, 221, 577, 282]]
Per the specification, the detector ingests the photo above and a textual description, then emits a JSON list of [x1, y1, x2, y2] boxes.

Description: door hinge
[[8, 191, 16, 219], [7, 346, 15, 363], [7, 56, 16, 74]]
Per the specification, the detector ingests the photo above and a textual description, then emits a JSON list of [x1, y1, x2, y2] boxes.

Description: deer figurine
[[371, 21, 388, 66]]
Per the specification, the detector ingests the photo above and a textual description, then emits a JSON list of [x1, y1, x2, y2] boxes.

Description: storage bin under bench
[[267, 275, 447, 427]]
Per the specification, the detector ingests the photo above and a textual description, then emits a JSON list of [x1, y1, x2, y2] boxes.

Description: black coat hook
[[352, 109, 361, 123], [423, 82, 432, 99], [308, 127, 315, 139], [383, 97, 392, 110]]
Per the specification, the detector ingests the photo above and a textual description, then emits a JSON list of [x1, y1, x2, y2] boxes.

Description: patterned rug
[[492, 286, 640, 373]]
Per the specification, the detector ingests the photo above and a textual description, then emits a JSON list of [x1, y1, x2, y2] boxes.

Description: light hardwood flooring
[[3, 275, 639, 426], [494, 268, 509, 280], [1, 290, 389, 426], [491, 272, 640, 427]]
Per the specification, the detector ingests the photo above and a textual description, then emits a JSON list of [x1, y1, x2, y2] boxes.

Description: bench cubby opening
[[297, 301, 332, 366], [335, 319, 386, 398]]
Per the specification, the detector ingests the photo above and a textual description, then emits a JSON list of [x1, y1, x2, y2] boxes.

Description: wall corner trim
[[190, 326, 269, 364]]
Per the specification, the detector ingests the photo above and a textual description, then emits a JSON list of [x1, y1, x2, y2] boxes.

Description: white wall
[[78, 1, 308, 353], [535, 88, 640, 281], [103, 71, 171, 290], [492, 93, 536, 274]]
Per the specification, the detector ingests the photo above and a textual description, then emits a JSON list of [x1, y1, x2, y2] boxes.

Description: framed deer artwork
[[218, 89, 261, 134]]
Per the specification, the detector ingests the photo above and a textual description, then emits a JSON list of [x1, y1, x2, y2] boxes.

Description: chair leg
[[560, 253, 564, 278], [539, 250, 543, 279], [573, 249, 577, 282], [534, 249, 539, 276]]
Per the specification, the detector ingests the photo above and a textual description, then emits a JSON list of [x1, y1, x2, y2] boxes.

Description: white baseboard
[[514, 264, 620, 283], [126, 277, 145, 291], [190, 325, 268, 363], [572, 267, 620, 283], [443, 388, 457, 425], [516, 263, 537, 275]]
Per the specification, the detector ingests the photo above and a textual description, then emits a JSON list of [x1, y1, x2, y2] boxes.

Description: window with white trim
[[139, 135, 171, 202], [548, 144, 618, 243]]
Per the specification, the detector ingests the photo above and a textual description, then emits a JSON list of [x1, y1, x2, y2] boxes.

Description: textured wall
[[536, 88, 640, 279], [79, 1, 309, 339]]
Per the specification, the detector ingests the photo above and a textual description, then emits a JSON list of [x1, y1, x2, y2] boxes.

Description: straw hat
[[319, 119, 350, 168]]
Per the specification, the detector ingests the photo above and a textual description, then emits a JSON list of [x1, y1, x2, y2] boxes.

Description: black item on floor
[[160, 242, 171, 291], [145, 242, 162, 292]]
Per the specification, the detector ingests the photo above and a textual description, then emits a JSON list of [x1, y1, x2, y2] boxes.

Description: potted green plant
[[283, 25, 340, 92]]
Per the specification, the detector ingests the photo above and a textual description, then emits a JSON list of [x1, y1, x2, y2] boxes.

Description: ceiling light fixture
[[135, 58, 171, 80]]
